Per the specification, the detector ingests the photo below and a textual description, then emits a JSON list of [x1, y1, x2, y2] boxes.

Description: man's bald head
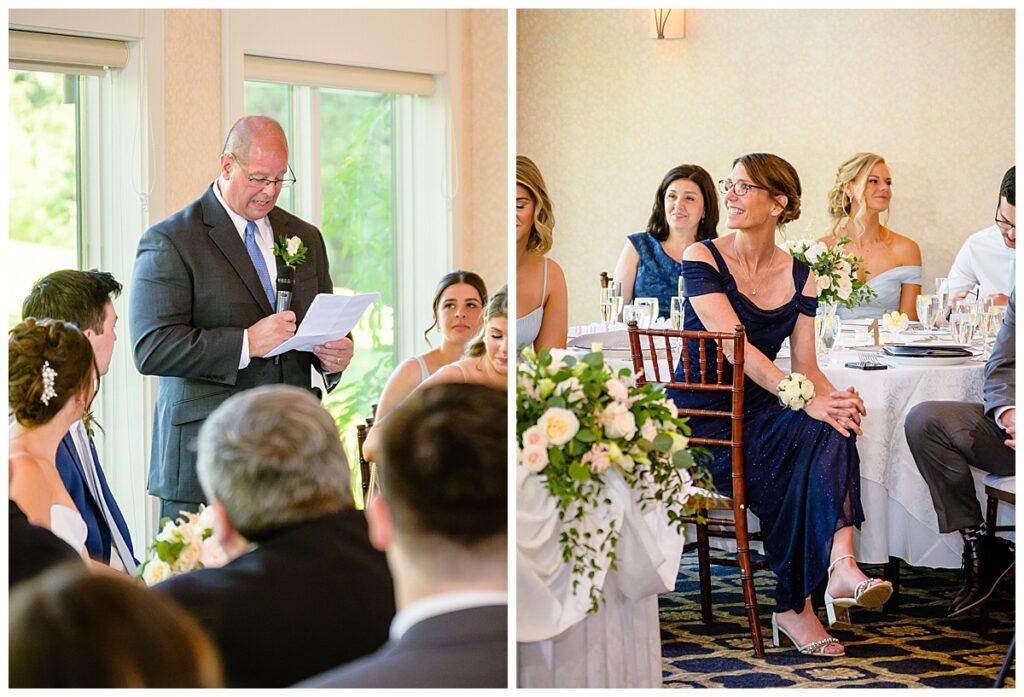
[[222, 116, 288, 166]]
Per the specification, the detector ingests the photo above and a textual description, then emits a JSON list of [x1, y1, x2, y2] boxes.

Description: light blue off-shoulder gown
[[838, 265, 922, 320]]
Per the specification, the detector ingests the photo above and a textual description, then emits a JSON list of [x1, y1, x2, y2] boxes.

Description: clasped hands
[[805, 386, 866, 438], [247, 310, 354, 374], [998, 407, 1016, 451]]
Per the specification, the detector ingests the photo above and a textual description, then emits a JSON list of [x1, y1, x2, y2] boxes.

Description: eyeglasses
[[718, 179, 767, 196], [230, 154, 296, 189], [995, 209, 1015, 235]]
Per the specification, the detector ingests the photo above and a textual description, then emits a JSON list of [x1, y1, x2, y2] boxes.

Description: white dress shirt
[[212, 179, 276, 370], [945, 224, 1015, 299]]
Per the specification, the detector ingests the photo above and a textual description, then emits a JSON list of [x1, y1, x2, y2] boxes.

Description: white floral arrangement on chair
[[137, 505, 228, 585], [781, 236, 876, 309], [517, 346, 714, 613]]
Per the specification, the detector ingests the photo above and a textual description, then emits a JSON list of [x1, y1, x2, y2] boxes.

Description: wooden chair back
[[600, 271, 610, 289]]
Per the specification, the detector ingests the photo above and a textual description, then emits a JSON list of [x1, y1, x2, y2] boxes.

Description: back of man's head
[[1000, 166, 1015, 206], [196, 385, 351, 541], [21, 269, 121, 333], [378, 383, 506, 573]]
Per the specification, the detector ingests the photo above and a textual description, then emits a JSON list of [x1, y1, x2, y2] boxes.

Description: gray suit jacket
[[295, 604, 508, 688], [130, 184, 338, 502], [983, 290, 1015, 419]]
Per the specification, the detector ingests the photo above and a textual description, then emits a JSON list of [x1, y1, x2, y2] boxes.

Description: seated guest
[[612, 164, 719, 316], [373, 270, 487, 423], [905, 291, 1015, 617], [9, 497, 82, 587], [22, 269, 137, 572], [10, 564, 223, 687], [155, 384, 395, 687], [818, 152, 922, 319], [517, 155, 568, 352], [945, 166, 1015, 305], [297, 383, 507, 688], [10, 319, 100, 566], [363, 286, 508, 463]]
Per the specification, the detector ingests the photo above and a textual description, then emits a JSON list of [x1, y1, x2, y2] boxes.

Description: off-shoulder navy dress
[[667, 240, 863, 613]]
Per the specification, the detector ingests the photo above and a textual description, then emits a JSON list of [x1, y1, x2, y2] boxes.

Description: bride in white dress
[[9, 318, 99, 562]]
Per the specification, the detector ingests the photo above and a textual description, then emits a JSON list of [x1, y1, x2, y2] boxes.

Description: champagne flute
[[670, 296, 685, 330], [608, 281, 623, 322], [677, 274, 685, 298], [950, 310, 976, 345], [934, 277, 948, 317]]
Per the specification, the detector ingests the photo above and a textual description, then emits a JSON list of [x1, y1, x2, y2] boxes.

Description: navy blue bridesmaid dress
[[667, 240, 864, 613]]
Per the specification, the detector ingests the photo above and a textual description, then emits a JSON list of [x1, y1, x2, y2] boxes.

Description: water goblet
[[916, 294, 939, 330], [634, 297, 658, 329]]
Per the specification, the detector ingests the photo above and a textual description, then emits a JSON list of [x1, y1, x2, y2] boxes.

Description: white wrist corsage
[[777, 372, 815, 411]]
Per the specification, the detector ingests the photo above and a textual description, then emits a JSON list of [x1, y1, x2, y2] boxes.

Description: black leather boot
[[948, 537, 1014, 617]]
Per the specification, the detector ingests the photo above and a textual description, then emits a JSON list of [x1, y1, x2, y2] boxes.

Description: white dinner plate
[[880, 352, 980, 367]]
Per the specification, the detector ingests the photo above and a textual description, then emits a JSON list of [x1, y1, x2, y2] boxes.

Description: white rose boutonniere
[[273, 235, 309, 268]]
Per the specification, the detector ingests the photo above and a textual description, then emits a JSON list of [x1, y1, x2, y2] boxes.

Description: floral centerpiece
[[781, 236, 876, 309], [136, 505, 228, 585], [517, 346, 713, 613]]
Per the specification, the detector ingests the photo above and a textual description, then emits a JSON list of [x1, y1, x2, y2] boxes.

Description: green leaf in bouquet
[[156, 539, 186, 563], [582, 352, 604, 368], [549, 446, 565, 468], [563, 355, 577, 368], [618, 367, 632, 379], [575, 428, 598, 443], [538, 350, 552, 367], [672, 449, 695, 469], [547, 395, 566, 409], [551, 368, 574, 383], [569, 461, 591, 482], [652, 433, 673, 452], [158, 516, 172, 529]]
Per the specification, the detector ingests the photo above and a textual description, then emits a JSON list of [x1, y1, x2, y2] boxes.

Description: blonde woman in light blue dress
[[818, 153, 922, 320]]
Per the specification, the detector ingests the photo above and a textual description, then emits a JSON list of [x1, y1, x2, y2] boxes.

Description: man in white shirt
[[946, 166, 1015, 304], [298, 383, 508, 688]]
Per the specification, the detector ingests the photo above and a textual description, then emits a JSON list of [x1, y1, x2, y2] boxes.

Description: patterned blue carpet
[[660, 552, 1014, 688]]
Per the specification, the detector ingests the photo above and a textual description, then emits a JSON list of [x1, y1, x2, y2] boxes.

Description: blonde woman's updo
[[466, 285, 508, 359], [9, 318, 96, 427], [517, 156, 555, 255], [827, 152, 887, 236], [735, 153, 802, 227]]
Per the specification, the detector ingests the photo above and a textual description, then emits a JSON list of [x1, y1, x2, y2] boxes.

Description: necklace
[[735, 244, 778, 297]]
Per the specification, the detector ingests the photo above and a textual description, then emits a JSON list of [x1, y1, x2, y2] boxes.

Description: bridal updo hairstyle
[[646, 164, 720, 242], [735, 153, 802, 227], [517, 155, 555, 254], [466, 285, 508, 359], [9, 318, 97, 427], [423, 270, 489, 343], [826, 152, 888, 236]]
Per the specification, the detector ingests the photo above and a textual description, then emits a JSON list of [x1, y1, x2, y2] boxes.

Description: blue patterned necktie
[[244, 220, 275, 308]]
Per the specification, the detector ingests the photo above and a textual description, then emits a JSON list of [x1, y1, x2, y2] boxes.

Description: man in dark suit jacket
[[154, 385, 394, 688], [22, 270, 138, 572], [906, 290, 1016, 616], [297, 383, 508, 689], [129, 116, 353, 519]]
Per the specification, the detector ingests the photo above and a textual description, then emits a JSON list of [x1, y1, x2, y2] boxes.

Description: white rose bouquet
[[517, 346, 714, 612], [136, 505, 228, 585], [781, 236, 875, 309], [776, 372, 815, 411]]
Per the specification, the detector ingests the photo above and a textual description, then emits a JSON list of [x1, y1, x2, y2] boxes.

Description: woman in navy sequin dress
[[612, 165, 718, 318], [668, 154, 891, 657]]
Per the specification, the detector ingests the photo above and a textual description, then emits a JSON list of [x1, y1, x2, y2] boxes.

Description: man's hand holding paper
[[265, 292, 379, 361]]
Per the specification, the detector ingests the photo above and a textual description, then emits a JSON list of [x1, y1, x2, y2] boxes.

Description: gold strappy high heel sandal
[[771, 613, 845, 656], [823, 553, 893, 628]]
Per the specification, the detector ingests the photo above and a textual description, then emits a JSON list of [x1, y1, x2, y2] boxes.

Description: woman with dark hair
[[373, 270, 488, 423], [10, 564, 223, 687], [9, 319, 100, 564], [613, 164, 719, 316], [670, 153, 889, 657]]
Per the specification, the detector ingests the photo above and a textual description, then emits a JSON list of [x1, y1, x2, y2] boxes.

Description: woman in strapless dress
[[818, 152, 922, 320], [9, 318, 99, 564]]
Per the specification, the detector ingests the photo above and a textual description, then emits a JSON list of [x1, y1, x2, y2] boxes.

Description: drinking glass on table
[[607, 281, 623, 322], [599, 288, 616, 330], [934, 277, 949, 318], [950, 302, 977, 345], [916, 294, 940, 330], [814, 311, 842, 365], [677, 274, 685, 298], [634, 297, 658, 329], [670, 296, 686, 331], [622, 304, 645, 328]]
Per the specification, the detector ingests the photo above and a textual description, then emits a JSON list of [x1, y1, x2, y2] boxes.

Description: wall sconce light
[[650, 9, 685, 40]]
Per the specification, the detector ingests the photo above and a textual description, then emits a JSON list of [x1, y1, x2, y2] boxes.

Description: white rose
[[548, 348, 570, 373], [605, 378, 630, 403], [558, 376, 585, 403], [142, 559, 172, 586], [156, 520, 182, 544], [783, 380, 803, 402], [520, 444, 550, 473], [837, 276, 853, 301], [804, 243, 827, 264], [660, 399, 679, 419], [198, 504, 218, 534], [799, 378, 815, 401], [814, 272, 832, 293], [538, 407, 580, 446], [836, 259, 852, 276], [200, 537, 228, 568], [287, 235, 302, 256], [172, 541, 203, 573], [601, 401, 638, 440], [640, 418, 659, 442], [522, 424, 548, 449]]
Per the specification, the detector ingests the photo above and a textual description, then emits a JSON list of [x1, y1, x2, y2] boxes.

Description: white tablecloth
[[516, 464, 685, 687]]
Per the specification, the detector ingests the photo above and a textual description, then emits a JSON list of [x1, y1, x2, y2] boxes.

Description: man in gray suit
[[296, 383, 508, 689], [130, 116, 353, 519], [905, 291, 1015, 617]]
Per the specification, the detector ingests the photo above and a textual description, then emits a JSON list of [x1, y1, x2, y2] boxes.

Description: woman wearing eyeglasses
[[611, 164, 719, 317], [818, 152, 922, 320], [668, 153, 889, 657]]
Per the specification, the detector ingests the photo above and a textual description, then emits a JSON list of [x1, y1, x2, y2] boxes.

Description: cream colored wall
[[164, 10, 222, 212], [517, 9, 1015, 325], [458, 9, 509, 291]]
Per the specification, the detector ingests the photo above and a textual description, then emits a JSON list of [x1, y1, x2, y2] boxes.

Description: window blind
[[245, 55, 435, 97], [9, 29, 130, 76]]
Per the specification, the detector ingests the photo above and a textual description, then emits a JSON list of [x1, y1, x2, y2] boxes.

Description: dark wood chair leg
[[883, 557, 901, 613], [735, 541, 764, 657], [696, 518, 713, 624]]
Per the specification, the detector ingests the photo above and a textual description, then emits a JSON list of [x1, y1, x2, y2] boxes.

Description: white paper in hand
[[265, 292, 379, 357]]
